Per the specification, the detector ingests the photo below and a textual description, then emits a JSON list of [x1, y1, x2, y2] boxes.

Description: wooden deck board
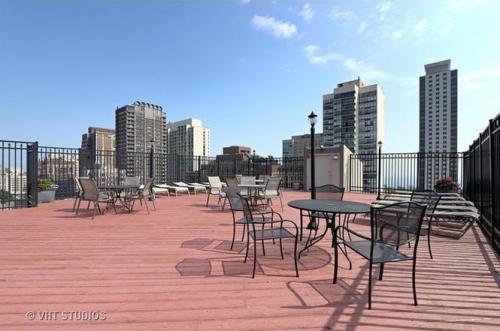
[[0, 191, 499, 330]]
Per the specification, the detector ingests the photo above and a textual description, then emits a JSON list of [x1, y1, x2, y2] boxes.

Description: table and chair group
[[212, 180, 480, 309], [73, 176, 156, 219]]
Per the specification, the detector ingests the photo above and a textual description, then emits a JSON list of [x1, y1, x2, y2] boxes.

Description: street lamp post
[[308, 112, 317, 199], [377, 140, 383, 200]]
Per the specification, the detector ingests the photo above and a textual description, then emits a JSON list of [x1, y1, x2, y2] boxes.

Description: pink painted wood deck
[[0, 191, 499, 330]]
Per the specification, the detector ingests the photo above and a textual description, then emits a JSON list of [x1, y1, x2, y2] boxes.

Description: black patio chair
[[125, 178, 155, 214], [300, 184, 345, 241], [76, 177, 116, 219], [226, 188, 273, 250], [410, 190, 442, 259], [239, 193, 299, 278], [333, 202, 427, 309]]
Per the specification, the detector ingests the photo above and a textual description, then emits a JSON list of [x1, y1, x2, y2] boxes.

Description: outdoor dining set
[[204, 176, 480, 309]]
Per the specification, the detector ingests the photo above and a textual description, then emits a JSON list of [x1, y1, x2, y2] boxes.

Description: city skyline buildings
[[2, 2, 496, 157], [418, 59, 458, 189], [166, 118, 211, 157]]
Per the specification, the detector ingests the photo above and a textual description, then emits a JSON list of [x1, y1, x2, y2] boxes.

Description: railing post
[[479, 133, 483, 221], [348, 155, 352, 192], [489, 119, 496, 246], [377, 143, 382, 199]]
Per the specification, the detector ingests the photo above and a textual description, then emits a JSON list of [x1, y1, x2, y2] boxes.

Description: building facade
[[418, 60, 458, 189], [282, 133, 324, 158], [166, 118, 210, 157], [323, 78, 384, 190], [115, 101, 167, 178], [80, 127, 115, 179]]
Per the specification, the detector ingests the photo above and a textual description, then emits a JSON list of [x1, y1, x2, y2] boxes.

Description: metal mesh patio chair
[[410, 190, 442, 259], [126, 178, 155, 214], [206, 176, 226, 207], [226, 188, 273, 250], [76, 178, 115, 219], [72, 177, 88, 211], [239, 193, 299, 278], [124, 176, 141, 186], [333, 202, 427, 309], [300, 184, 345, 241], [256, 176, 283, 210]]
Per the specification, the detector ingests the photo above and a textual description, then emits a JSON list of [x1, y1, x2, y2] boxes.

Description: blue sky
[[1, 0, 499, 156]]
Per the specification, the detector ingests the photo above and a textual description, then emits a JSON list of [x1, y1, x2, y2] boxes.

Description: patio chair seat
[[344, 240, 413, 263], [234, 216, 271, 224], [249, 227, 295, 241]]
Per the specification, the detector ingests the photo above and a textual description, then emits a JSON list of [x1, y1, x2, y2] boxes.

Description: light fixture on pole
[[377, 140, 383, 200], [308, 111, 317, 200]]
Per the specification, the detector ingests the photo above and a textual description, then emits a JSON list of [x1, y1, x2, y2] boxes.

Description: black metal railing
[[464, 113, 499, 255], [0, 139, 305, 210], [349, 152, 463, 194]]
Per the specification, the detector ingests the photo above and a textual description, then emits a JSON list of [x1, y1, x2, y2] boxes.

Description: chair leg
[[293, 235, 299, 277], [279, 237, 284, 259], [206, 193, 210, 206], [72, 197, 79, 211], [241, 223, 246, 241], [368, 261, 373, 309], [379, 263, 384, 281], [75, 199, 82, 216], [230, 216, 236, 250], [92, 201, 97, 220], [87, 201, 91, 210], [144, 198, 150, 215], [299, 212, 303, 241], [333, 230, 338, 284], [244, 232, 250, 263], [412, 258, 418, 306], [151, 197, 156, 211], [279, 195, 283, 211], [427, 221, 433, 259], [252, 238, 257, 278], [261, 223, 266, 256]]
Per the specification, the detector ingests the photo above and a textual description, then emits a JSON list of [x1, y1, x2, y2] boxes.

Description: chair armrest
[[335, 225, 371, 241]]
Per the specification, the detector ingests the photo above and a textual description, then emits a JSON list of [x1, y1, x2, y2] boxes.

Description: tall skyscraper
[[418, 60, 458, 189], [115, 101, 167, 177], [323, 78, 384, 190], [80, 127, 116, 179], [166, 118, 211, 157], [282, 133, 324, 158]]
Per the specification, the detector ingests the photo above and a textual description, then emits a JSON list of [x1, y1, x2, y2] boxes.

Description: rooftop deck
[[0, 191, 499, 330]]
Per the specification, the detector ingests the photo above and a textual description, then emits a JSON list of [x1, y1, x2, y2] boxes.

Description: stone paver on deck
[[0, 191, 499, 330]]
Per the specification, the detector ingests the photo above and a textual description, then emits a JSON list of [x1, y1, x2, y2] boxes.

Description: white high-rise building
[[167, 118, 211, 157], [418, 60, 458, 189], [323, 78, 384, 190]]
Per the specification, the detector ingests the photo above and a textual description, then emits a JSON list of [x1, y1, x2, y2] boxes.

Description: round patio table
[[98, 184, 140, 211], [288, 199, 371, 259]]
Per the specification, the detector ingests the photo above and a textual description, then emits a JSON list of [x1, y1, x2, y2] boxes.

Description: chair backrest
[[240, 176, 256, 185], [124, 176, 140, 186], [410, 190, 441, 214], [235, 174, 243, 184], [78, 178, 99, 201], [142, 178, 154, 197], [259, 175, 270, 185], [371, 202, 427, 248], [238, 193, 255, 223], [225, 177, 239, 189], [316, 184, 345, 201], [208, 176, 222, 189], [75, 177, 88, 194], [264, 177, 281, 195], [226, 188, 243, 211]]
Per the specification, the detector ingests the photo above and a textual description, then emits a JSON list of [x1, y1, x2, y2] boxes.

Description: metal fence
[[463, 113, 500, 255], [0, 140, 305, 210], [349, 152, 463, 194]]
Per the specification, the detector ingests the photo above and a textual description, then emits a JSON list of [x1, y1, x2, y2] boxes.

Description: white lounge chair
[[154, 184, 190, 196], [173, 182, 207, 194]]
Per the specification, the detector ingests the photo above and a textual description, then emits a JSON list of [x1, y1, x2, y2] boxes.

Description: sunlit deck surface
[[0, 190, 499, 331]]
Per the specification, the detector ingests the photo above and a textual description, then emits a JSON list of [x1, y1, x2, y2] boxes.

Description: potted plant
[[37, 178, 58, 203], [0, 189, 12, 208], [434, 176, 459, 193]]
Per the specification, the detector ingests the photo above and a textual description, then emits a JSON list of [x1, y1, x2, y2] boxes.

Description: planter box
[[37, 190, 56, 203]]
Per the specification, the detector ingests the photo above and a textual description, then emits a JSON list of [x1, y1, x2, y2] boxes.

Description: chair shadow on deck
[[176, 237, 332, 278]]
